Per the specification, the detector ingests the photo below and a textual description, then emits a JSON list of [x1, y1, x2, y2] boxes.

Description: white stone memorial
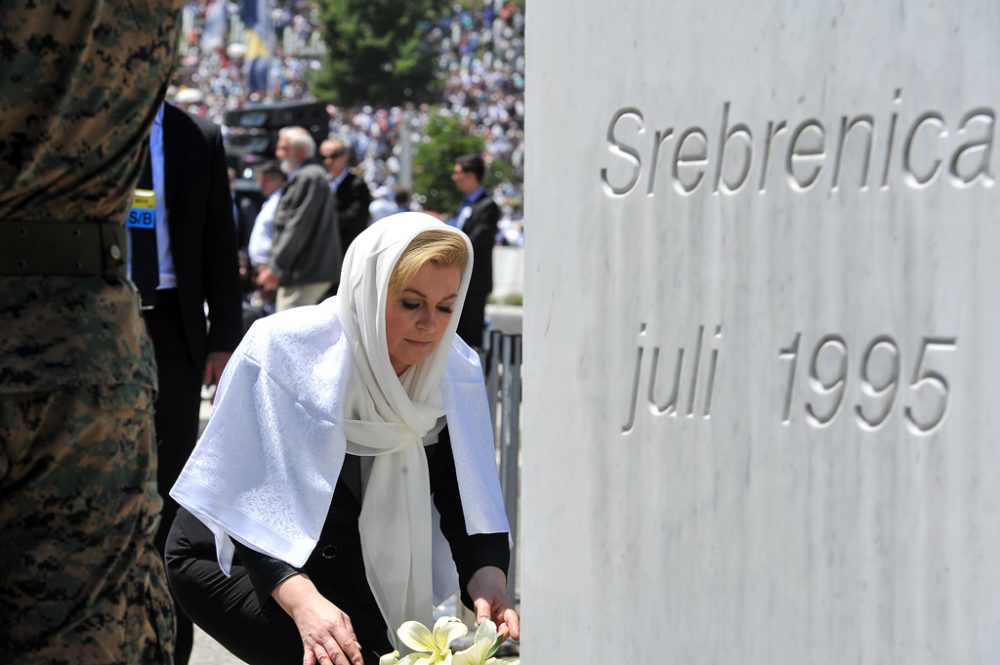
[[522, 2, 999, 662]]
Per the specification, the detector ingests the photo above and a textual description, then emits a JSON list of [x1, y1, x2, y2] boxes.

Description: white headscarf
[[338, 213, 472, 633], [170, 212, 509, 636]]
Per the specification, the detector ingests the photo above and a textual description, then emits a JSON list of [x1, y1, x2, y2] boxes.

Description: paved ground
[[189, 626, 243, 665]]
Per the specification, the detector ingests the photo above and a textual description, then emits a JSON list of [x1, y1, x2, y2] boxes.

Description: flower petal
[[398, 620, 436, 653], [451, 651, 476, 665], [453, 621, 499, 665], [379, 650, 401, 665], [432, 616, 468, 651], [472, 619, 497, 649]]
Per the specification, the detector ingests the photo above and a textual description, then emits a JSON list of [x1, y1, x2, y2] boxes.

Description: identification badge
[[127, 188, 156, 229]]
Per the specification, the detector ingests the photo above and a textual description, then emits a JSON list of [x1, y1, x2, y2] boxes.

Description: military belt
[[0, 219, 128, 278]]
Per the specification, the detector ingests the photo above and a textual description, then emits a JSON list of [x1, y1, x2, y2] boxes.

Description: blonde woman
[[166, 213, 518, 664]]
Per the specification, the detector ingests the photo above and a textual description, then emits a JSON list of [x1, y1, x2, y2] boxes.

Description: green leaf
[[486, 632, 507, 659]]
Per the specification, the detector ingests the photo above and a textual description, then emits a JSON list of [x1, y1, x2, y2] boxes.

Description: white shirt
[[247, 188, 281, 265]]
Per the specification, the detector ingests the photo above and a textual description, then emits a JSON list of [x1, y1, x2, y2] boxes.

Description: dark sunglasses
[[322, 149, 347, 160]]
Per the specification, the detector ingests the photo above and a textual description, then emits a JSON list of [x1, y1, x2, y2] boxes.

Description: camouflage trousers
[[0, 384, 174, 664]]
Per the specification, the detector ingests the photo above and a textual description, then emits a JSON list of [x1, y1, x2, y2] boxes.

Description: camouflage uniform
[[0, 2, 184, 662]]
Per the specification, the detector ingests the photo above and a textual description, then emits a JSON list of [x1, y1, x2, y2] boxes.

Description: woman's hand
[[466, 566, 520, 641], [272, 574, 364, 665]]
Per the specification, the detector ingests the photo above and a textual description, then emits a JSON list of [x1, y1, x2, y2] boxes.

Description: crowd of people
[[167, 0, 526, 244], [170, 0, 324, 121], [434, 3, 525, 186]]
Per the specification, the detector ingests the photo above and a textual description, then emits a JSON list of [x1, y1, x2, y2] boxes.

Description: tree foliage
[[311, 0, 441, 107], [413, 112, 502, 214]]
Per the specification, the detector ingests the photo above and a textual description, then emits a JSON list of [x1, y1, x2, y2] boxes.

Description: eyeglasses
[[322, 150, 347, 160]]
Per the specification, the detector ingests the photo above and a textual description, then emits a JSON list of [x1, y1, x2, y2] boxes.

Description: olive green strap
[[0, 220, 127, 278]]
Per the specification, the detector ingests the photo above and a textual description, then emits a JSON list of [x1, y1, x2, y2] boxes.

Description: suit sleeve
[[233, 541, 301, 607], [269, 173, 327, 276], [464, 200, 500, 256], [429, 427, 510, 610], [201, 124, 243, 353]]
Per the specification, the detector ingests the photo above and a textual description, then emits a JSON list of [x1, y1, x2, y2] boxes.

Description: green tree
[[312, 0, 440, 106], [413, 113, 493, 214]]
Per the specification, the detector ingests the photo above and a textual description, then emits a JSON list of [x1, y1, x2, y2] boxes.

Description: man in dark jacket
[[129, 100, 243, 664], [451, 153, 500, 348], [256, 127, 341, 311], [320, 137, 371, 254]]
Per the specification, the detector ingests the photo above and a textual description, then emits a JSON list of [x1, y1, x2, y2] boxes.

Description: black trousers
[[144, 289, 202, 665], [165, 509, 393, 665]]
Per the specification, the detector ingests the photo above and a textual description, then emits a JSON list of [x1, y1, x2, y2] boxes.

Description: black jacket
[[457, 191, 500, 347], [161, 103, 243, 366], [334, 171, 372, 253]]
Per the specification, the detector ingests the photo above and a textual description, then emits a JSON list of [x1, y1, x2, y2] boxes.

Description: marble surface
[[522, 1, 1000, 662]]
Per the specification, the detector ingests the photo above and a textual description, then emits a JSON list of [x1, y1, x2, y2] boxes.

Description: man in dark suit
[[320, 137, 371, 254], [129, 101, 243, 665], [451, 153, 500, 348]]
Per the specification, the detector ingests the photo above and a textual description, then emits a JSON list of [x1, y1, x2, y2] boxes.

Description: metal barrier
[[483, 329, 522, 603]]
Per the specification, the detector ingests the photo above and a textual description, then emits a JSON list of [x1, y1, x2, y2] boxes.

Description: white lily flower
[[396, 616, 469, 663], [453, 620, 504, 665]]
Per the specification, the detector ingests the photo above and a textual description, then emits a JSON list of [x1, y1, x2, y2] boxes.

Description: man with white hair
[[256, 126, 341, 310]]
